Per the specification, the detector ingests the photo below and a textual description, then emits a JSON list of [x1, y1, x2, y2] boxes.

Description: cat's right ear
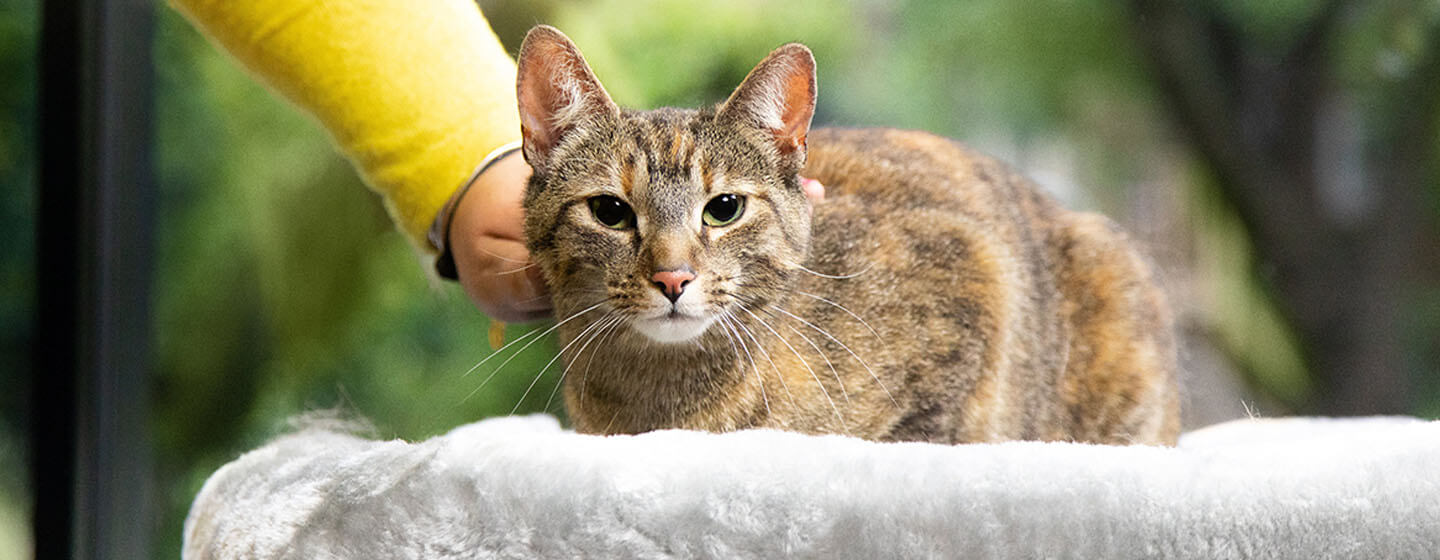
[[515, 25, 620, 173]]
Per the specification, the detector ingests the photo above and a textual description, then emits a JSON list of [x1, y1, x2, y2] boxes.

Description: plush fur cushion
[[184, 415, 1439, 559]]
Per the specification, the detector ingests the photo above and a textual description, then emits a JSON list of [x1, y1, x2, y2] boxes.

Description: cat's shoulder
[[810, 127, 968, 157], [805, 127, 1052, 214], [807, 127, 1018, 182]]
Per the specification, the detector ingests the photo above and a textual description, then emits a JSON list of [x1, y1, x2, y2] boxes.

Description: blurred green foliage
[[0, 1, 1436, 558], [147, 10, 564, 555], [553, 0, 860, 109], [0, 0, 35, 557]]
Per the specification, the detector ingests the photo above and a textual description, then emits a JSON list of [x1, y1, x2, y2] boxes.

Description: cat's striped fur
[[516, 26, 1179, 445]]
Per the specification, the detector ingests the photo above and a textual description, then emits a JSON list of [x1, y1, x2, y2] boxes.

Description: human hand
[[800, 177, 824, 204], [448, 153, 826, 323], [449, 151, 552, 323]]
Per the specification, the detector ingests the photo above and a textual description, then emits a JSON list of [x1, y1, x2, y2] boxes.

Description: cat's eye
[[702, 194, 746, 227], [588, 195, 635, 229]]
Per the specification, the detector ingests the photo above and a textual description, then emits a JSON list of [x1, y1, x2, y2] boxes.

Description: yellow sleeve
[[170, 0, 521, 252]]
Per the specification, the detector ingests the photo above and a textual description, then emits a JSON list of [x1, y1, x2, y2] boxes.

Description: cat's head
[[517, 25, 816, 344]]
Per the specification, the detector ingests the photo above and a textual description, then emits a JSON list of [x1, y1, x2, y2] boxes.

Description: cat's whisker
[[474, 246, 532, 265], [515, 286, 607, 306], [494, 262, 539, 276], [579, 314, 628, 413], [786, 260, 874, 280], [601, 407, 622, 435], [727, 281, 885, 349], [545, 313, 621, 414], [740, 305, 848, 433], [460, 322, 546, 378], [771, 305, 899, 409], [514, 291, 574, 305], [791, 289, 885, 344], [460, 300, 607, 405], [543, 314, 623, 413], [714, 312, 743, 364], [719, 311, 770, 419], [788, 323, 849, 405], [513, 310, 617, 415], [731, 303, 800, 413]]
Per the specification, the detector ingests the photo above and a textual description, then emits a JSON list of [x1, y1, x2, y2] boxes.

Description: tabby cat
[[515, 25, 1180, 445]]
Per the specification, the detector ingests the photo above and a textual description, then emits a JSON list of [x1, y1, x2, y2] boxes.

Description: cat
[[515, 25, 1180, 445]]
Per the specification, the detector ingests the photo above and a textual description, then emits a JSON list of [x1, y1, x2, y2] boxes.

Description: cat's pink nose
[[651, 269, 696, 304]]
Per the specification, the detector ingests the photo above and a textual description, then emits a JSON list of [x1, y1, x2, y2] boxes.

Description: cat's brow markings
[[668, 129, 693, 166], [701, 163, 722, 197], [618, 152, 636, 197], [687, 140, 709, 197]]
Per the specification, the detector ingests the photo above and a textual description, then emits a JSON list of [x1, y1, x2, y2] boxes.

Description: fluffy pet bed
[[184, 414, 1439, 559]]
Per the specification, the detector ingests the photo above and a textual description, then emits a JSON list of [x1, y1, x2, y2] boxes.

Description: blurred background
[[2, 0, 1437, 557]]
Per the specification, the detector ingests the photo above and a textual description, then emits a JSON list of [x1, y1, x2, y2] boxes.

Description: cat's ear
[[516, 25, 620, 172], [717, 43, 817, 167]]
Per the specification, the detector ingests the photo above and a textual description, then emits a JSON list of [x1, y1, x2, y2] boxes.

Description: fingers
[[456, 236, 552, 323], [800, 176, 825, 202]]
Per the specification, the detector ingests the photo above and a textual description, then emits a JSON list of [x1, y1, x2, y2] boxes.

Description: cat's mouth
[[629, 312, 715, 344]]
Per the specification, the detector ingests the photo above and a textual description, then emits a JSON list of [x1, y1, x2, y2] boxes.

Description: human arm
[[171, 0, 825, 324], [169, 0, 520, 251]]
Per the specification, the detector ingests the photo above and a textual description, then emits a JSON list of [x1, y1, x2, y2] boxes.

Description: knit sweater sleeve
[[170, 0, 521, 252]]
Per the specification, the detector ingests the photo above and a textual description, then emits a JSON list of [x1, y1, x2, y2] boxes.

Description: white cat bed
[[184, 414, 1440, 559]]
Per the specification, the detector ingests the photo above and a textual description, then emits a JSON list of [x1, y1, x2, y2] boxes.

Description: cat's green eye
[[588, 195, 635, 229], [703, 194, 746, 227]]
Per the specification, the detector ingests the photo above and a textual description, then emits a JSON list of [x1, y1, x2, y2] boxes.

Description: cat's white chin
[[630, 315, 715, 344]]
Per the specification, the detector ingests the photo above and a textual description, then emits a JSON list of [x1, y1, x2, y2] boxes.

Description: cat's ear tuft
[[516, 25, 619, 172], [718, 43, 817, 165]]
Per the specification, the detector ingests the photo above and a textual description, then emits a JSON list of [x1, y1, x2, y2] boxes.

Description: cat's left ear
[[718, 43, 817, 169]]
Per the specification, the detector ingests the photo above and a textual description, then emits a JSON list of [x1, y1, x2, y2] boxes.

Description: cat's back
[[795, 127, 1180, 445]]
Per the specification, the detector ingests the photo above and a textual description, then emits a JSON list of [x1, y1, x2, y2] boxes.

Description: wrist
[[428, 140, 523, 280]]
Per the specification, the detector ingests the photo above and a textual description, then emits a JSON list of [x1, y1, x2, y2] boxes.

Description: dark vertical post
[[34, 0, 155, 557]]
